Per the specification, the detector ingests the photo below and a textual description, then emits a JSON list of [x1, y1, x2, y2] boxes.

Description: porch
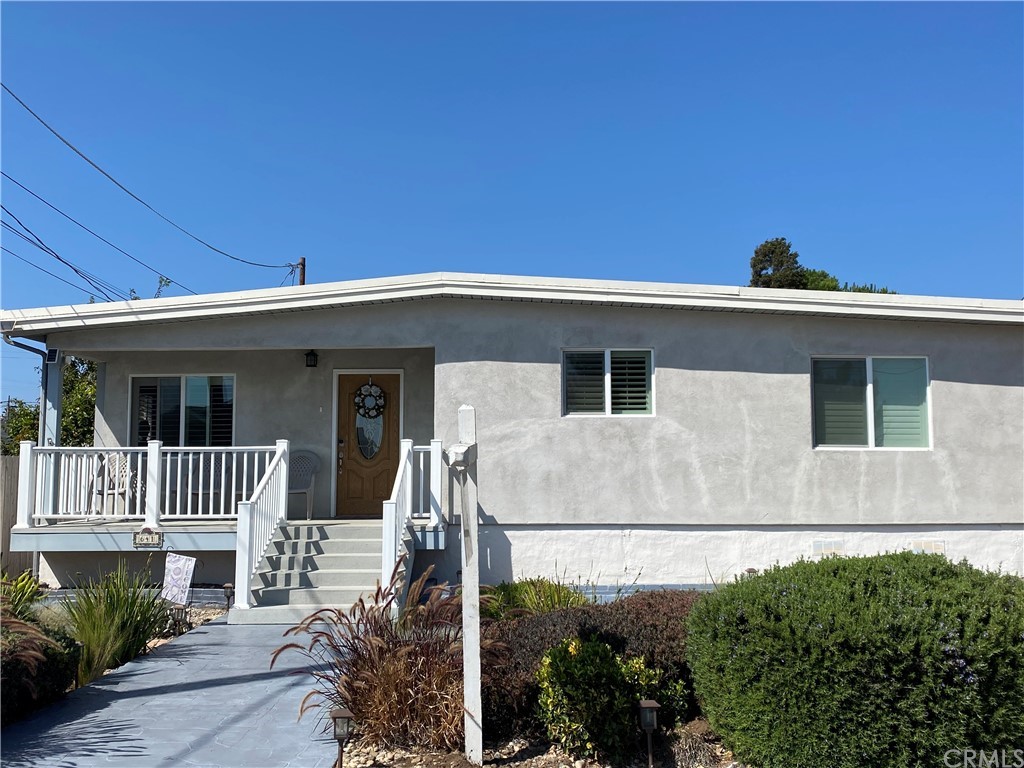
[[10, 438, 446, 616]]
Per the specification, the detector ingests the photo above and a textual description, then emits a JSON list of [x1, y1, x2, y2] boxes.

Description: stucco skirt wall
[[39, 551, 234, 589], [415, 524, 1024, 589]]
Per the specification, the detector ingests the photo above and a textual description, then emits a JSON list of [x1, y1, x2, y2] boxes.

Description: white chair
[[289, 450, 321, 520]]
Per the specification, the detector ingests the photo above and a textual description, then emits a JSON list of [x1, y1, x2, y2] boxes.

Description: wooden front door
[[336, 373, 401, 518]]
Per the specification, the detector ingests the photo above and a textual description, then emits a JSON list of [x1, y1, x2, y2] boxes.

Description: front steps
[[228, 520, 383, 625]]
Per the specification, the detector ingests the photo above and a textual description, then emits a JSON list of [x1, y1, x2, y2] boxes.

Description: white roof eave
[[2, 271, 1021, 339]]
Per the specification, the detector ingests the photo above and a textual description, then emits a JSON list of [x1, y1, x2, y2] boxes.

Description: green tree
[[0, 357, 97, 454], [804, 268, 841, 291], [749, 237, 896, 294], [749, 237, 808, 289], [0, 398, 39, 454]]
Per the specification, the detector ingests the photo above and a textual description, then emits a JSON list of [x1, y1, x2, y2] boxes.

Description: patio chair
[[93, 452, 144, 516], [288, 450, 321, 520]]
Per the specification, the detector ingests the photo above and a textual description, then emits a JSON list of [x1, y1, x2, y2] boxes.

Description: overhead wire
[[1, 214, 126, 301], [1, 206, 130, 301], [1, 82, 296, 272], [1, 246, 97, 298], [1, 171, 199, 295]]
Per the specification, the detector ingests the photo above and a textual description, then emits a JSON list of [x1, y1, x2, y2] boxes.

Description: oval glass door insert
[[354, 382, 386, 460]]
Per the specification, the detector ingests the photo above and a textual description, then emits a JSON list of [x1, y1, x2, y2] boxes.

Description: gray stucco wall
[[52, 298, 1022, 528]]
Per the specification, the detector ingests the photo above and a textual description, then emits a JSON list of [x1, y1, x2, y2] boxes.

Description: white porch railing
[[232, 439, 289, 610], [15, 441, 276, 526]]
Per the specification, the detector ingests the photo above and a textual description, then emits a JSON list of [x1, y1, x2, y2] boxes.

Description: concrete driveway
[[1, 618, 337, 767]]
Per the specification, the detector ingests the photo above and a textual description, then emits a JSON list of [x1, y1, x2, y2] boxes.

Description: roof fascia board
[[2, 272, 1021, 337]]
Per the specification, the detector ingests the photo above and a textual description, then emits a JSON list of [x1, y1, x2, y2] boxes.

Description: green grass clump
[[63, 560, 168, 686], [481, 576, 589, 620], [1, 570, 47, 621], [686, 552, 1024, 768]]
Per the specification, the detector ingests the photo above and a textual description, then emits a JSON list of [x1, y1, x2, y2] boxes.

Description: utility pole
[[297, 257, 306, 286]]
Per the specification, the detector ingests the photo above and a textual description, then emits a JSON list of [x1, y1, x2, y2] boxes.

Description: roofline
[[2, 272, 1021, 339]]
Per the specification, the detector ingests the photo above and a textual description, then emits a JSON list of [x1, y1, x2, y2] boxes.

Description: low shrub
[[274, 564, 502, 751], [63, 560, 168, 686], [537, 637, 685, 763], [482, 577, 589, 620], [1, 597, 79, 725], [482, 589, 702, 740], [686, 553, 1024, 768]]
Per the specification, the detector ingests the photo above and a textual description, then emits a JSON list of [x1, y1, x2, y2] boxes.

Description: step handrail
[[232, 439, 289, 610], [381, 439, 415, 602]]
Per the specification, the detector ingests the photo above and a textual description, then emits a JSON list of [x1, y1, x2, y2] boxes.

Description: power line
[[1, 206, 130, 301], [1, 171, 199, 295], [2, 246, 98, 298], [1, 82, 295, 271], [1, 215, 126, 301]]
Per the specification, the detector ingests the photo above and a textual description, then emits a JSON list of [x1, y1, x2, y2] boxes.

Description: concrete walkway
[[1, 618, 337, 767]]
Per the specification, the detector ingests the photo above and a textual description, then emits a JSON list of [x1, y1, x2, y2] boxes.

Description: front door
[[336, 373, 401, 518]]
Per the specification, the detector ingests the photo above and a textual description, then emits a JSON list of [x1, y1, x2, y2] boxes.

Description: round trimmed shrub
[[686, 553, 1024, 768], [482, 589, 702, 740]]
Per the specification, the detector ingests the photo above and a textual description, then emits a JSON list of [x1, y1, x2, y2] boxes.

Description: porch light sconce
[[331, 707, 355, 768], [223, 583, 234, 608], [639, 699, 660, 768], [305, 350, 319, 368]]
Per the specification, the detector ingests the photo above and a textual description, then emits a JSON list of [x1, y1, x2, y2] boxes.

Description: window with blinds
[[563, 350, 652, 416], [812, 357, 929, 448], [131, 375, 234, 447]]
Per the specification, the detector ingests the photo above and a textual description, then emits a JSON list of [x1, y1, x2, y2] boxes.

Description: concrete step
[[271, 537, 381, 556], [227, 603, 362, 625], [263, 552, 381, 572], [257, 568, 380, 589], [277, 523, 382, 541], [253, 585, 376, 606]]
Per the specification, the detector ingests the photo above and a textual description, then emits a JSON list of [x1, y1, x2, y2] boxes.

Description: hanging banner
[[160, 552, 196, 605]]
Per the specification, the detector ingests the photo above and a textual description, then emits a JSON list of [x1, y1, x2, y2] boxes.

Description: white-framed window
[[811, 357, 930, 449], [130, 375, 235, 447], [563, 349, 653, 416]]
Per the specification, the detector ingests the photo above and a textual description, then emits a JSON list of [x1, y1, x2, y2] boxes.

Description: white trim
[[810, 355, 932, 451], [331, 368, 405, 518], [4, 272, 1020, 337], [562, 348, 655, 418], [127, 373, 237, 447]]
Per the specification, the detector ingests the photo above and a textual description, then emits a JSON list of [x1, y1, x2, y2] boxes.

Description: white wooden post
[[429, 438, 443, 527], [15, 441, 36, 529], [275, 439, 289, 523], [382, 499, 397, 588], [233, 499, 253, 610], [456, 404, 482, 766], [145, 440, 162, 529], [401, 439, 414, 523]]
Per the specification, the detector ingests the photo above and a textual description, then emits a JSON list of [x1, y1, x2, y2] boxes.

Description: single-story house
[[3, 272, 1022, 622]]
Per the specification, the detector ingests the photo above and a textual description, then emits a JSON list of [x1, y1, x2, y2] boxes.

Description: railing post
[[15, 441, 36, 529], [275, 439, 289, 522], [429, 438, 443, 528], [382, 500, 397, 588], [400, 439, 413, 524], [145, 440, 163, 528], [233, 500, 253, 610]]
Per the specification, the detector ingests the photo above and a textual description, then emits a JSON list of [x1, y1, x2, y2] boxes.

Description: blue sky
[[1, 2, 1022, 402]]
